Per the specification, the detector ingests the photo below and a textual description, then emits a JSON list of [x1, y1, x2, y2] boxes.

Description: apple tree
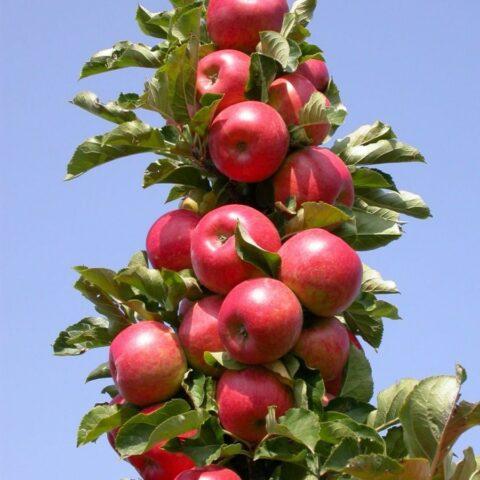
[[54, 1, 480, 479]]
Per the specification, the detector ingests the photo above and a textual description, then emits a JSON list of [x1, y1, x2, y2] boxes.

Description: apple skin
[[217, 367, 294, 443], [109, 321, 187, 406], [191, 204, 282, 294], [196, 50, 250, 113], [268, 73, 331, 145], [273, 147, 354, 208], [208, 101, 289, 183], [108, 400, 196, 480], [278, 229, 362, 317], [293, 317, 350, 381], [296, 59, 330, 92], [206, 0, 288, 53], [175, 465, 241, 480], [219, 278, 303, 364], [179, 295, 225, 376], [146, 209, 201, 271]]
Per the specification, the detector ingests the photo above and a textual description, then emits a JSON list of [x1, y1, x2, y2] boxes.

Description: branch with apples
[[54, 1, 480, 479]]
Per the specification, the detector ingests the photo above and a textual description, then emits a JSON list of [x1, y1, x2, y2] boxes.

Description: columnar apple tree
[[54, 1, 480, 479]]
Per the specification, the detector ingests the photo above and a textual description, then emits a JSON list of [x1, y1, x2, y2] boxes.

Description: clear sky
[[1, 0, 479, 478]]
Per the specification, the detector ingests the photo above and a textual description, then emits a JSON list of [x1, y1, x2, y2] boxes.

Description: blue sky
[[1, 0, 479, 478]]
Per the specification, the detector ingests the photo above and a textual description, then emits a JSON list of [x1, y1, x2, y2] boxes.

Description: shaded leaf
[[245, 53, 278, 102], [85, 362, 111, 383], [340, 345, 374, 403], [143, 158, 209, 189], [203, 351, 245, 371]]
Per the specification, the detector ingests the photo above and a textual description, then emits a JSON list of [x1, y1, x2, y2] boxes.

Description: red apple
[[175, 465, 241, 480], [294, 317, 350, 381], [273, 146, 354, 207], [279, 229, 362, 317], [109, 321, 187, 406], [268, 73, 331, 145], [108, 401, 196, 480], [146, 209, 201, 271], [191, 204, 281, 294], [217, 367, 294, 443], [208, 101, 289, 182], [219, 278, 303, 364], [296, 59, 330, 92], [196, 50, 250, 113], [206, 0, 288, 53], [179, 295, 225, 376], [324, 375, 343, 396]]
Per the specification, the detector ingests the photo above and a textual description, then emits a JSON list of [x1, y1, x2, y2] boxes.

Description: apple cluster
[[103, 0, 367, 478]]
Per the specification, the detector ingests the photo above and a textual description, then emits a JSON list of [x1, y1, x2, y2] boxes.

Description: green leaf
[[100, 120, 165, 149], [115, 399, 209, 457], [169, 5, 203, 43], [451, 448, 480, 480], [321, 437, 361, 474], [351, 168, 395, 190], [324, 79, 348, 133], [182, 369, 217, 412], [368, 379, 419, 431], [399, 368, 480, 469], [384, 427, 408, 459], [362, 264, 398, 294], [319, 418, 385, 452], [290, 0, 317, 26], [189, 94, 223, 137], [66, 134, 152, 180], [234, 222, 281, 277], [336, 207, 402, 251], [267, 407, 321, 453], [143, 159, 209, 189], [115, 265, 166, 303], [72, 91, 137, 124], [344, 311, 384, 348], [245, 53, 278, 102], [343, 454, 403, 479], [203, 351, 245, 371], [302, 369, 326, 414], [53, 317, 114, 356], [136, 5, 172, 38], [101, 385, 119, 398], [325, 397, 375, 424], [80, 41, 163, 79], [340, 139, 425, 166], [255, 437, 309, 465], [358, 189, 431, 219], [77, 403, 138, 446], [259, 31, 291, 69], [284, 201, 352, 235], [128, 250, 149, 269], [298, 42, 325, 62], [85, 362, 111, 383], [340, 345, 374, 403], [116, 92, 142, 110]]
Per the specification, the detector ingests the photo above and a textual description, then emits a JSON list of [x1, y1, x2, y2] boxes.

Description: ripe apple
[[216, 367, 294, 443], [324, 375, 343, 396], [109, 321, 187, 406], [219, 278, 303, 364], [206, 0, 288, 52], [208, 101, 289, 183], [175, 465, 241, 480], [191, 204, 281, 294], [273, 146, 354, 207], [296, 59, 330, 92], [196, 50, 250, 113], [146, 209, 200, 271], [108, 400, 196, 480], [268, 73, 331, 145], [293, 317, 350, 381], [278, 229, 362, 317], [179, 295, 225, 376]]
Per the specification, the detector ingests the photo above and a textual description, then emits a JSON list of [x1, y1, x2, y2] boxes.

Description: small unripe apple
[[196, 49, 250, 113], [179, 295, 225, 376], [268, 73, 330, 145], [279, 229, 362, 317], [109, 321, 187, 406], [273, 147, 354, 207], [294, 317, 350, 381], [208, 101, 289, 183], [175, 465, 241, 480], [217, 367, 293, 443], [146, 209, 200, 271], [219, 278, 303, 364], [296, 59, 330, 92], [206, 0, 288, 52], [191, 204, 281, 294]]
